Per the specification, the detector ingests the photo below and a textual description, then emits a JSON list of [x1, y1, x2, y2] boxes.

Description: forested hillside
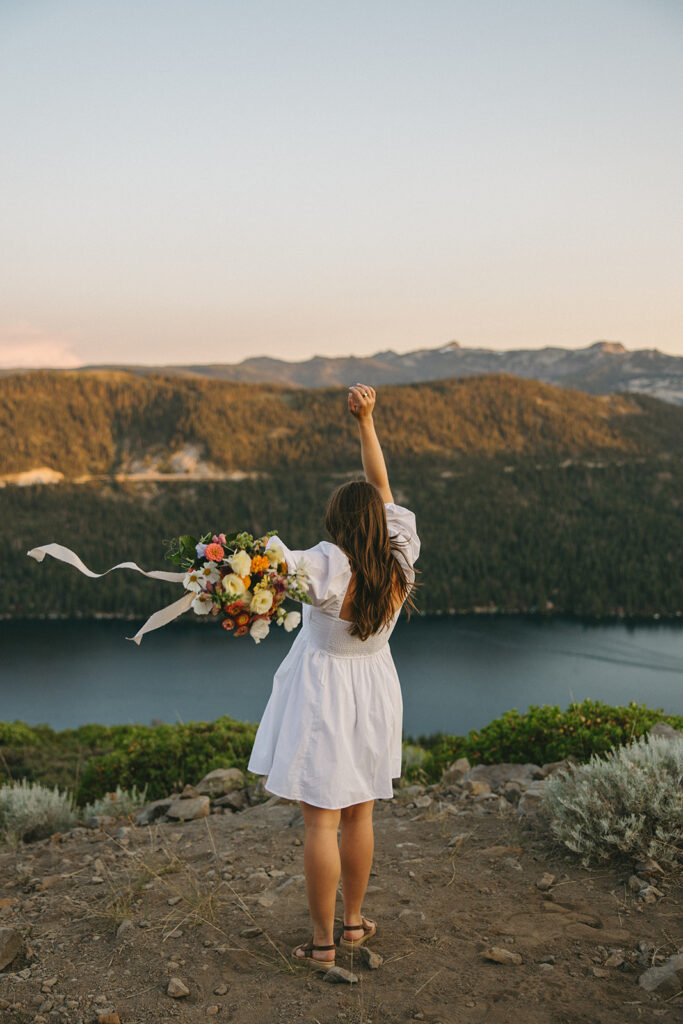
[[2, 371, 682, 620], [2, 369, 682, 479]]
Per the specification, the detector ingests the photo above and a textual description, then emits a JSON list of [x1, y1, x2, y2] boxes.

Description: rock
[[447, 831, 472, 848], [398, 909, 426, 923], [502, 857, 523, 871], [517, 780, 549, 815], [537, 955, 555, 965], [466, 762, 544, 792], [213, 983, 230, 995], [638, 885, 664, 903], [179, 784, 201, 799], [541, 759, 573, 776], [628, 875, 646, 893], [213, 790, 248, 811], [196, 768, 246, 796], [166, 977, 190, 998], [648, 721, 682, 740], [502, 781, 522, 803], [133, 798, 173, 826], [464, 778, 491, 796], [398, 784, 425, 801], [413, 795, 432, 808], [239, 926, 263, 938], [84, 815, 116, 829], [115, 920, 135, 940], [441, 756, 470, 785], [166, 795, 210, 821], [322, 966, 358, 984], [167, 896, 182, 906], [605, 952, 625, 968], [480, 947, 523, 965], [536, 873, 555, 891], [0, 928, 23, 970], [592, 966, 609, 978], [359, 946, 383, 969], [638, 954, 683, 995]]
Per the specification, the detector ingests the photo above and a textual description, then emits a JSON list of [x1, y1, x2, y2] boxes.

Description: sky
[[1, 0, 682, 369]]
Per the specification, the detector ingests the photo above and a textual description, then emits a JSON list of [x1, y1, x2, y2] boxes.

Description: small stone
[[413, 795, 432, 808], [604, 952, 625, 968], [465, 779, 491, 796], [480, 947, 523, 965], [638, 954, 683, 994], [213, 983, 229, 995], [196, 767, 245, 796], [638, 885, 664, 904], [536, 873, 555, 891], [115, 920, 135, 940], [167, 896, 182, 906], [41, 976, 58, 991], [359, 946, 383, 969], [592, 966, 609, 978], [239, 926, 263, 938], [0, 927, 23, 970], [447, 831, 472, 848], [441, 756, 471, 785], [628, 875, 646, 893], [206, 1006, 220, 1016], [322, 966, 358, 984], [213, 790, 248, 811], [166, 795, 210, 821], [537, 955, 555, 964], [167, 977, 190, 998]]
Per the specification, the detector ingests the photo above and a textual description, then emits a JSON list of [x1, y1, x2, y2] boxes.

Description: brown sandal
[[291, 941, 336, 971], [339, 917, 377, 949]]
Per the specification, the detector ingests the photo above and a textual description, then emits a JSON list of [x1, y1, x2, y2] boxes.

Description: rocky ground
[[0, 759, 681, 1024]]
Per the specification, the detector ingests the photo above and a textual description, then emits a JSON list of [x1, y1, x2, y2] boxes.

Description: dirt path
[[0, 791, 681, 1024]]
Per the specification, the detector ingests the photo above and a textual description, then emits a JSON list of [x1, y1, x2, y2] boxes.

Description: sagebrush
[[541, 733, 682, 867], [0, 778, 78, 843]]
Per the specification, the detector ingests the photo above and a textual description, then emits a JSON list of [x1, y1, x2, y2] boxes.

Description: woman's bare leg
[[339, 799, 375, 941], [296, 802, 341, 962]]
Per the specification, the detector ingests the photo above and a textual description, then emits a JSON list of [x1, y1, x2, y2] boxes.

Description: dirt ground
[[0, 790, 681, 1024]]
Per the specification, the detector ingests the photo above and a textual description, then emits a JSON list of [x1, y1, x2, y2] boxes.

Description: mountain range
[[64, 339, 683, 404]]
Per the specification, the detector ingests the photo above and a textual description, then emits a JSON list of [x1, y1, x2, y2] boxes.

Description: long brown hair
[[324, 481, 419, 641]]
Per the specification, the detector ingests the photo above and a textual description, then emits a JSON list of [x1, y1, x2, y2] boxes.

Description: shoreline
[[1, 608, 682, 626]]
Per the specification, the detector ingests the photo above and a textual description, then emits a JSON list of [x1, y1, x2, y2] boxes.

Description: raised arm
[[348, 383, 393, 504]]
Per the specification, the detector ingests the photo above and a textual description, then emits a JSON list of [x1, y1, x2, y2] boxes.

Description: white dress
[[247, 502, 421, 809]]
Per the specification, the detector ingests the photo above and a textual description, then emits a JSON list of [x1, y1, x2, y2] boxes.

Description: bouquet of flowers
[[164, 530, 311, 643]]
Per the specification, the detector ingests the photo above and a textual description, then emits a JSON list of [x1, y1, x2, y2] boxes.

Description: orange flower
[[222, 616, 236, 631], [234, 624, 248, 637], [204, 543, 225, 562], [241, 575, 251, 588], [250, 554, 270, 573], [236, 612, 250, 626]]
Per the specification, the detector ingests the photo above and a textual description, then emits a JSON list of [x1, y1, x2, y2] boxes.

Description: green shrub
[[0, 779, 78, 843], [75, 715, 258, 803], [407, 700, 683, 782], [541, 733, 682, 867]]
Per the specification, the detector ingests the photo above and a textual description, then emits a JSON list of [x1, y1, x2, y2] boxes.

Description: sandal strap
[[312, 944, 336, 951], [343, 922, 368, 930]]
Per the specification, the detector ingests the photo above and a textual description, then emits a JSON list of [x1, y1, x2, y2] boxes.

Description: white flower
[[199, 561, 221, 584], [191, 592, 213, 615], [266, 542, 285, 565], [250, 619, 270, 644], [183, 569, 203, 593], [251, 589, 274, 614], [222, 573, 246, 597], [228, 549, 252, 577], [283, 611, 301, 632]]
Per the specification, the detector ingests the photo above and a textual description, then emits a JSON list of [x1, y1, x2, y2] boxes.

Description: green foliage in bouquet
[[403, 700, 683, 783], [541, 734, 682, 867]]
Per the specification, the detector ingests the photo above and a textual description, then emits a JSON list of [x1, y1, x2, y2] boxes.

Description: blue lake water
[[1, 615, 681, 738]]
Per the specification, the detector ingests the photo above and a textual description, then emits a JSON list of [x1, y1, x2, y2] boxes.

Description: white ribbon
[[27, 543, 193, 644]]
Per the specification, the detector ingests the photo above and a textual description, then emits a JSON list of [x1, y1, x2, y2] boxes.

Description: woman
[[247, 382, 421, 970]]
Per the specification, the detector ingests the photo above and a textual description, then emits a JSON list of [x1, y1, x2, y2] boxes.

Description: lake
[[1, 615, 682, 738]]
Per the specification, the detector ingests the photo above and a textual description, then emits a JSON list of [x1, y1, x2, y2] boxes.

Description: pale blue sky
[[1, 0, 681, 367]]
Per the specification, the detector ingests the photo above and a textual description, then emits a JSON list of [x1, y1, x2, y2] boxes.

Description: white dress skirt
[[247, 502, 421, 809]]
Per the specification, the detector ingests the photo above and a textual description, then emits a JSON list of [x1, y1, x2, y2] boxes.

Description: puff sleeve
[[265, 536, 351, 611], [385, 502, 421, 568]]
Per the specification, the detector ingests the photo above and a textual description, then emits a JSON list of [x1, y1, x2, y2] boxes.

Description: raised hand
[[348, 383, 376, 420]]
